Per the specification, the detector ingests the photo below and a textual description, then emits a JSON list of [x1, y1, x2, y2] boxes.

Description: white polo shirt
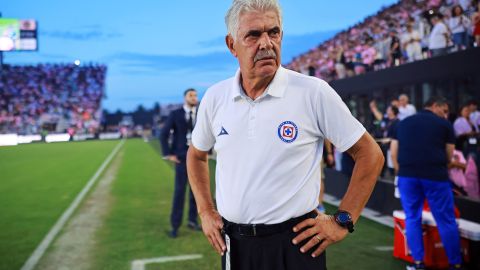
[[192, 66, 366, 224], [429, 22, 448, 50]]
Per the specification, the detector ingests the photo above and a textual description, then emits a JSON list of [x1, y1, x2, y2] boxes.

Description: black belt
[[222, 210, 317, 237]]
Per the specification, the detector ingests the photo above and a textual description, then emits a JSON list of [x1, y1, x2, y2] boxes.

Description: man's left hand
[[291, 214, 348, 257]]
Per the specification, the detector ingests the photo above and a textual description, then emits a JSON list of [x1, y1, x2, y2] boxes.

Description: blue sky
[[2, 0, 397, 111]]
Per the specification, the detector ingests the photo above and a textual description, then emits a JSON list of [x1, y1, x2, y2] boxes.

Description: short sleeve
[[315, 81, 366, 152], [192, 91, 216, 151], [440, 24, 448, 35], [453, 119, 468, 137]]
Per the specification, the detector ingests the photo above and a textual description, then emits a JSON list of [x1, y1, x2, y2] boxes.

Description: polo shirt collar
[[230, 66, 288, 101]]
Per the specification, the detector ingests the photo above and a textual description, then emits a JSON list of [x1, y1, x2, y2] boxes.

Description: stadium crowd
[[0, 64, 106, 135], [287, 0, 480, 81]]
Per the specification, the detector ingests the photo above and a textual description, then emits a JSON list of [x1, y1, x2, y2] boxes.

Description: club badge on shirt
[[278, 121, 298, 143]]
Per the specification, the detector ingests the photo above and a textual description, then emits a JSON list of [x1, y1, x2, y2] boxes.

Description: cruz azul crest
[[277, 121, 298, 143]]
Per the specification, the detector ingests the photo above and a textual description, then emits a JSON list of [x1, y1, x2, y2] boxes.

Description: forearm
[[448, 161, 466, 170], [390, 140, 399, 173], [339, 134, 384, 223], [187, 148, 215, 215], [372, 109, 383, 121]]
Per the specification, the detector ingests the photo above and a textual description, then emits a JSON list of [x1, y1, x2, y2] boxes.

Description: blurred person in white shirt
[[448, 5, 472, 50], [402, 23, 423, 62], [398, 94, 417, 120], [429, 14, 450, 57]]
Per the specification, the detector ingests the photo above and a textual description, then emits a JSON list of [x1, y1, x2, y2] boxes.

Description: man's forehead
[[238, 10, 281, 29]]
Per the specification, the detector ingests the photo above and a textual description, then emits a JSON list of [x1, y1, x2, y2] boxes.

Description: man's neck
[[240, 73, 276, 100], [184, 104, 194, 110]]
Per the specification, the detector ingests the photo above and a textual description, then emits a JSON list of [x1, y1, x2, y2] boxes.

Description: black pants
[[221, 217, 327, 270], [170, 160, 197, 229]]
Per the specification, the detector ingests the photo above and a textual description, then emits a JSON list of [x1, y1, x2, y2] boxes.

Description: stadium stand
[[287, 0, 479, 82], [0, 64, 106, 135]]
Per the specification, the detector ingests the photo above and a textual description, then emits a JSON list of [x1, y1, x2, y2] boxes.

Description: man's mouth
[[254, 50, 277, 63]]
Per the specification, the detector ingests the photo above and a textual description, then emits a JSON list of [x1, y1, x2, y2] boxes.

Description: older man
[[187, 0, 384, 269], [398, 94, 417, 120]]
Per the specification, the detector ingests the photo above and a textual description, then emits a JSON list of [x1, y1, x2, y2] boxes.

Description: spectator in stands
[[389, 29, 403, 66], [362, 38, 377, 71], [285, 0, 472, 81], [402, 23, 424, 62], [453, 104, 479, 158], [398, 94, 417, 120], [467, 100, 480, 128], [353, 46, 366, 75], [369, 99, 400, 177], [372, 26, 389, 71], [334, 44, 347, 79], [454, 104, 479, 136], [0, 64, 105, 135], [448, 5, 472, 50], [429, 14, 451, 57], [473, 1, 480, 46], [390, 96, 463, 270], [369, 99, 400, 136]]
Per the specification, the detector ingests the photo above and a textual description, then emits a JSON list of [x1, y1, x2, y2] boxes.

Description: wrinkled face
[[184, 91, 198, 107], [226, 10, 282, 80]]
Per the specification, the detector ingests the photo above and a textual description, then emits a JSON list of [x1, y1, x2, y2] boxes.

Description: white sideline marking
[[21, 140, 125, 270], [323, 194, 394, 228], [374, 246, 394, 251], [131, 254, 203, 270]]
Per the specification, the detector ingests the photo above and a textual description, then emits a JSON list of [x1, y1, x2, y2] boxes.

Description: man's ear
[[225, 34, 237, 57]]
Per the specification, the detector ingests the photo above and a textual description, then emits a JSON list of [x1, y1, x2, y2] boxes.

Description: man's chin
[[255, 62, 278, 75]]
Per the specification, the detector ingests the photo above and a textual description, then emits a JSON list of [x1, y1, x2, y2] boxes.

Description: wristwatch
[[333, 210, 354, 233]]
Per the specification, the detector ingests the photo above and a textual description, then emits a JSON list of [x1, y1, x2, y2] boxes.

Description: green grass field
[[0, 139, 408, 270]]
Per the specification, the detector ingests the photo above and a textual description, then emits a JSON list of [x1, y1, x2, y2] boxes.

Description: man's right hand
[[199, 209, 226, 256], [165, 155, 180, 164]]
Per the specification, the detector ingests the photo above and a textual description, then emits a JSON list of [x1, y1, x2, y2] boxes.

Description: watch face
[[337, 212, 351, 223]]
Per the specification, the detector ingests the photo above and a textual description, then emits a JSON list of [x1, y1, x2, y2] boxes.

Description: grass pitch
[[0, 139, 407, 269], [0, 140, 119, 270]]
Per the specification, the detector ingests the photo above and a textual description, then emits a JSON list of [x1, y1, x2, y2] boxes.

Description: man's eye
[[247, 31, 262, 38]]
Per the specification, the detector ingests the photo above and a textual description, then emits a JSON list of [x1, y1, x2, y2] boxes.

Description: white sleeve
[[315, 80, 366, 152], [192, 91, 216, 151], [441, 24, 448, 35]]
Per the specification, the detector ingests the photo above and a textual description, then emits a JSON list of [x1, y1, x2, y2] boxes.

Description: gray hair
[[225, 0, 283, 40]]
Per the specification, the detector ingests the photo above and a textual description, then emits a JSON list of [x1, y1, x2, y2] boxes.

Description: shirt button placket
[[247, 103, 257, 138]]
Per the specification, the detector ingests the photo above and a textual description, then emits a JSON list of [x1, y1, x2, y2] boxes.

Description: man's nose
[[259, 32, 273, 50]]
